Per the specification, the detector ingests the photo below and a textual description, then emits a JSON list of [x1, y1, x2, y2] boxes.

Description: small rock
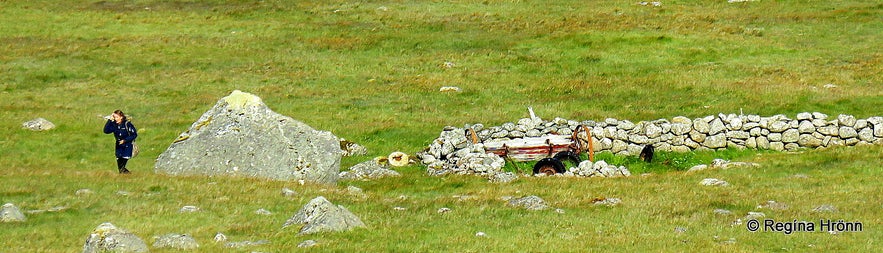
[[1, 203, 26, 222], [255, 208, 272, 215], [700, 178, 729, 187], [437, 207, 452, 214], [214, 232, 227, 242], [282, 196, 366, 235], [439, 86, 461, 92], [713, 209, 733, 215], [744, 212, 765, 220], [687, 164, 708, 172], [153, 233, 199, 250], [592, 197, 622, 207], [811, 205, 837, 213], [475, 232, 487, 237], [180, 206, 200, 212], [22, 118, 56, 131], [488, 172, 518, 183], [282, 188, 297, 197], [757, 200, 788, 211], [393, 206, 406, 211], [674, 227, 687, 234], [507, 196, 549, 211], [83, 223, 149, 253], [555, 208, 565, 214], [76, 189, 94, 196], [297, 240, 318, 248], [790, 174, 810, 179], [224, 240, 270, 248]]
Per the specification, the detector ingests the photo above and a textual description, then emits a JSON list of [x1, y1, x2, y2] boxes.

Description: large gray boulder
[[155, 90, 342, 184], [283, 196, 366, 235], [83, 223, 149, 253]]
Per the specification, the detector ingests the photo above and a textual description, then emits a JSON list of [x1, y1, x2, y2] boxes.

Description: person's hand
[[118, 140, 125, 144]]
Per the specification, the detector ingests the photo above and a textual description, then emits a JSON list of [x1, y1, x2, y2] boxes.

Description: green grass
[[1, 0, 881, 252]]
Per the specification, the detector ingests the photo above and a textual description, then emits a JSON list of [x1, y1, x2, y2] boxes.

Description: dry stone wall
[[419, 112, 882, 173]]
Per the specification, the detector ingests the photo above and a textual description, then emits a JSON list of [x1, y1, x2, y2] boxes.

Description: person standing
[[103, 110, 137, 174]]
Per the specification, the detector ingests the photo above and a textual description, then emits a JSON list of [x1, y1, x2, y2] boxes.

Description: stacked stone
[[420, 126, 505, 177], [419, 113, 882, 175], [561, 160, 631, 178]]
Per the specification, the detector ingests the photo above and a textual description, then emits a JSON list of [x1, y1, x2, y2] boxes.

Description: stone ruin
[[155, 90, 343, 184], [419, 112, 882, 176]]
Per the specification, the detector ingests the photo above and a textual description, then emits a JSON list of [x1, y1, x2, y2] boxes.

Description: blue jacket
[[104, 120, 138, 158]]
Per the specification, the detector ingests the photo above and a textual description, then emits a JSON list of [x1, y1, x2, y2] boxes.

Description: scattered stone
[[393, 206, 406, 211], [283, 196, 366, 235], [76, 189, 94, 196], [439, 86, 461, 92], [674, 227, 687, 234], [224, 240, 270, 248], [82, 222, 149, 253], [687, 164, 708, 172], [116, 191, 130, 196], [507, 196, 549, 211], [340, 160, 400, 180], [744, 212, 765, 220], [339, 139, 368, 157], [180, 206, 199, 213], [255, 209, 272, 215], [790, 174, 810, 179], [592, 197, 622, 207], [155, 90, 342, 184], [153, 233, 199, 250], [214, 232, 227, 242], [475, 231, 487, 237], [346, 186, 367, 198], [282, 188, 297, 197], [700, 178, 729, 187], [22, 118, 55, 131], [714, 236, 737, 245], [488, 171, 519, 183], [811, 205, 837, 213], [757, 200, 788, 211], [713, 209, 733, 215], [1, 203, 26, 222], [437, 207, 452, 214], [297, 240, 318, 248], [555, 208, 566, 214]]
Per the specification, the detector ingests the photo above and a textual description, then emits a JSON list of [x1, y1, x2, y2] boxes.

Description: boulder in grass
[[82, 223, 148, 253], [155, 90, 342, 184], [283, 196, 366, 235], [1, 203, 26, 222], [22, 118, 55, 131], [153, 233, 199, 250], [507, 196, 549, 211]]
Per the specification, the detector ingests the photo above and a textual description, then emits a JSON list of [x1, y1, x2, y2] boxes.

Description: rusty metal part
[[465, 128, 480, 144], [572, 125, 595, 162]]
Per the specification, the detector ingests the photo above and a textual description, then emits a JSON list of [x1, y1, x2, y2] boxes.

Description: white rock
[[439, 86, 461, 92]]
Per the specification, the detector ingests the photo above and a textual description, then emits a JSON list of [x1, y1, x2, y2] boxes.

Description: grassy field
[[1, 0, 881, 252]]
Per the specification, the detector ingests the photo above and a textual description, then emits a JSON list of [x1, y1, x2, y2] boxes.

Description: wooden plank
[[484, 136, 573, 161]]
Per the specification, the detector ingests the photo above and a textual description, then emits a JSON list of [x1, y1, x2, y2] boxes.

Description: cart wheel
[[533, 158, 565, 175], [553, 151, 581, 165]]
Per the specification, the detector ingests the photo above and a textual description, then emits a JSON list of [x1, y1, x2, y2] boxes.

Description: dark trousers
[[116, 158, 129, 172]]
